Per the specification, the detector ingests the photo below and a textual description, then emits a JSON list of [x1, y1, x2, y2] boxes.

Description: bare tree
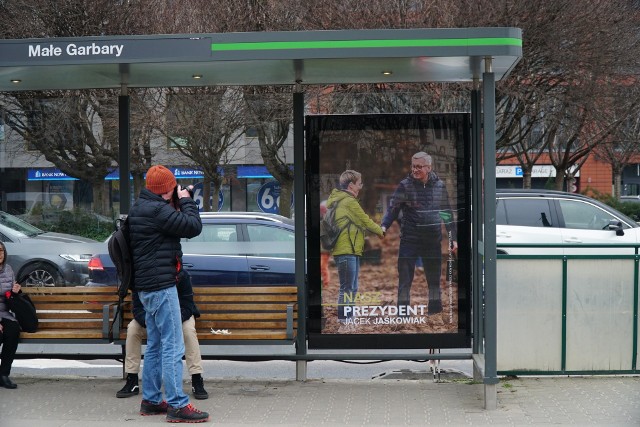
[[1, 93, 117, 213], [455, 0, 640, 189], [160, 88, 247, 212], [592, 82, 640, 198], [0, 0, 151, 38], [0, 0, 168, 214], [243, 87, 295, 217]]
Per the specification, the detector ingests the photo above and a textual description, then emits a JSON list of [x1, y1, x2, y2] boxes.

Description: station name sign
[[29, 42, 124, 58], [0, 37, 212, 65]]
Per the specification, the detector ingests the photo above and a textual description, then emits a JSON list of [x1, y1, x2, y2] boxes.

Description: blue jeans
[[335, 254, 360, 320], [138, 286, 188, 409]]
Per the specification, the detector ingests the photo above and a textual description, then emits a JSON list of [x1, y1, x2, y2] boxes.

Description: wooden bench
[[113, 285, 299, 345], [19, 286, 121, 344]]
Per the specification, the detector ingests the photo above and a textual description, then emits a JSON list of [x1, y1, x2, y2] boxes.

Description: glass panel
[[566, 259, 635, 370], [497, 259, 563, 371]]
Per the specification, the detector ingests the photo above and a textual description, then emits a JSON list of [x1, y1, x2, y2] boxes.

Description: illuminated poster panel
[[306, 114, 471, 349]]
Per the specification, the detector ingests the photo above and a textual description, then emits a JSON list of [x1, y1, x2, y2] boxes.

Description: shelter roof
[[0, 27, 521, 91]]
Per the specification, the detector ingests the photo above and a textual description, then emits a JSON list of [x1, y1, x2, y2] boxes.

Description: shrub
[[27, 208, 113, 241]]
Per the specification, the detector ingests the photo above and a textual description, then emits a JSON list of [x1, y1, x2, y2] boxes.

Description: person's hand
[[12, 282, 21, 293], [451, 241, 458, 256], [0, 323, 3, 333], [176, 185, 193, 199], [381, 226, 386, 237]]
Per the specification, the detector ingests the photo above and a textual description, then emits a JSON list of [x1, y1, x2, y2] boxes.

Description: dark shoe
[[140, 399, 169, 416], [191, 374, 209, 400], [166, 403, 209, 423], [0, 375, 17, 389], [116, 373, 139, 398], [428, 299, 443, 314]]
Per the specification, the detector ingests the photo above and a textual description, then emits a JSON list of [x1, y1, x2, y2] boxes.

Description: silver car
[[0, 211, 104, 287]]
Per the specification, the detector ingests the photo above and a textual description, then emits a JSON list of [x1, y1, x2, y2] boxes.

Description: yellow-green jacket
[[327, 189, 383, 257]]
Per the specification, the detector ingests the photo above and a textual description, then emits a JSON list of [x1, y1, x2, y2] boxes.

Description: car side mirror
[[607, 219, 624, 236]]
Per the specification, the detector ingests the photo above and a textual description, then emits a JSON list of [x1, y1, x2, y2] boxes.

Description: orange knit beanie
[[146, 165, 177, 195]]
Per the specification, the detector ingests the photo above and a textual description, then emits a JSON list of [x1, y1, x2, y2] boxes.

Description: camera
[[184, 185, 195, 199], [172, 185, 194, 206]]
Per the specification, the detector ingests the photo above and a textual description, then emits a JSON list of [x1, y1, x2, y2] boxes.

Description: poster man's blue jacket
[[381, 172, 456, 244]]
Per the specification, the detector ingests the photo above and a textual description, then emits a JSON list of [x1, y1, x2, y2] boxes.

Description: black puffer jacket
[[128, 188, 202, 293]]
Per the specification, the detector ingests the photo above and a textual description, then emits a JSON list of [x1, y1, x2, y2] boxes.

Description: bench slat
[[37, 312, 104, 319], [28, 295, 119, 302], [35, 321, 104, 329], [198, 330, 291, 340], [34, 303, 108, 311], [22, 286, 119, 294], [21, 330, 104, 339], [194, 295, 297, 303], [193, 286, 297, 294]]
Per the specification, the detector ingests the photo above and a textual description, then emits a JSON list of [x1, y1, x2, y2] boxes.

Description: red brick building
[[496, 154, 614, 195]]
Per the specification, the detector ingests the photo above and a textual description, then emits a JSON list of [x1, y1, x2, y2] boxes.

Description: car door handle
[[250, 265, 271, 271], [182, 263, 194, 268], [497, 232, 511, 238], [563, 237, 583, 243]]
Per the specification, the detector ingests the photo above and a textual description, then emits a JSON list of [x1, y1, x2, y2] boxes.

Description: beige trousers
[[125, 316, 203, 375]]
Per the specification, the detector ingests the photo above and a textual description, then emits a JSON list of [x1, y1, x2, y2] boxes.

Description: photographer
[[128, 165, 207, 422]]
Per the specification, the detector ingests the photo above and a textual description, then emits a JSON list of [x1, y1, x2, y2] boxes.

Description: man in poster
[[381, 152, 457, 314]]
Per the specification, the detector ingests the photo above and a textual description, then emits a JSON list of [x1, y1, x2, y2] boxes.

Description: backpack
[[319, 198, 350, 251], [107, 216, 133, 337], [107, 216, 133, 298]]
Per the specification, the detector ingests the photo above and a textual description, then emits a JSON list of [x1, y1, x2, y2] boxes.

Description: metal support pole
[[482, 58, 498, 410], [293, 83, 308, 381], [118, 84, 131, 216], [471, 79, 483, 358]]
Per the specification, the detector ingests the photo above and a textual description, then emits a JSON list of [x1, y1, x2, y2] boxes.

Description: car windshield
[[0, 211, 45, 237]]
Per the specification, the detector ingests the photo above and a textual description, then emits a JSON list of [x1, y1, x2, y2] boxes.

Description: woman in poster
[[327, 170, 384, 332]]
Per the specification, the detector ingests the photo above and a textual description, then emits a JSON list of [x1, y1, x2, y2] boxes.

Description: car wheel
[[19, 262, 64, 287]]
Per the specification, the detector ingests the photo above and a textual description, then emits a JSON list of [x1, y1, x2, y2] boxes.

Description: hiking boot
[[191, 374, 209, 400], [116, 373, 139, 398], [140, 399, 169, 416], [166, 403, 209, 423]]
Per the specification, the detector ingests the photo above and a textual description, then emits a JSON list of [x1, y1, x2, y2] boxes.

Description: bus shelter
[[0, 28, 522, 409]]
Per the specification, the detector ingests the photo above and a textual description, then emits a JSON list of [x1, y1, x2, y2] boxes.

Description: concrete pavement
[[1, 374, 638, 426]]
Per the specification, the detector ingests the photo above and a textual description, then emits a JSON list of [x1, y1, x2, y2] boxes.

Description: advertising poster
[[306, 114, 471, 349]]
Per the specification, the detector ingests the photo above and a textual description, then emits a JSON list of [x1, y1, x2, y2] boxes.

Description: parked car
[[0, 210, 103, 287], [87, 212, 297, 287], [619, 195, 640, 203], [496, 189, 640, 255]]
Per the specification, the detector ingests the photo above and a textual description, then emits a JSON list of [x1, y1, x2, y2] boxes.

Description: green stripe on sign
[[211, 37, 522, 52]]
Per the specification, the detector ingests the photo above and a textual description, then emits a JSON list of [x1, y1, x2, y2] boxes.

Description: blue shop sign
[[237, 165, 272, 179], [28, 168, 77, 181]]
